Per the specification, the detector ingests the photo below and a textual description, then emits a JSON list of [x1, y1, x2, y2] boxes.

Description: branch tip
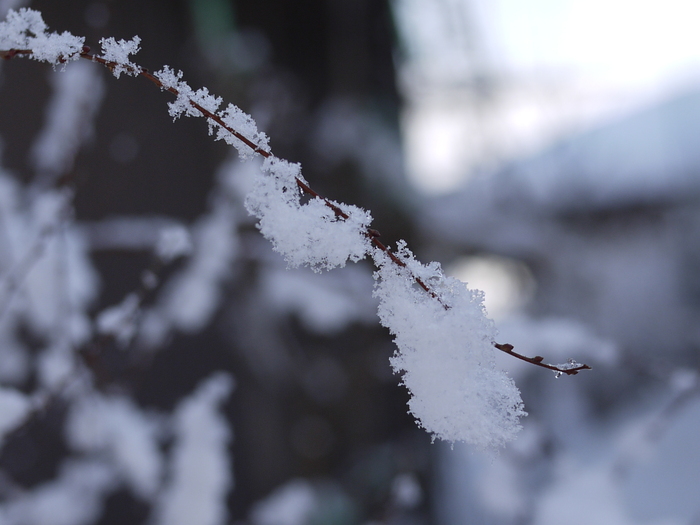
[[494, 342, 592, 376]]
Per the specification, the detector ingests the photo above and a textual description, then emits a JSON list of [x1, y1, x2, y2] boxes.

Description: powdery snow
[[153, 67, 269, 159], [98, 36, 140, 78], [245, 156, 372, 272], [372, 242, 526, 447], [0, 8, 83, 66]]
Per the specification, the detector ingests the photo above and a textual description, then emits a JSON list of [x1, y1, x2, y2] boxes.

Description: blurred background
[[1, 0, 700, 523]]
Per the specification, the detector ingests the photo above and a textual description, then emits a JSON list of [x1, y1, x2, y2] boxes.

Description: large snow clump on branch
[[373, 243, 526, 447]]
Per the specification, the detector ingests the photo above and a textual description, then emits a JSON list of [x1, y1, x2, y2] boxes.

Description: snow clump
[[0, 8, 84, 66], [372, 242, 526, 447], [245, 156, 373, 271], [99, 35, 141, 78]]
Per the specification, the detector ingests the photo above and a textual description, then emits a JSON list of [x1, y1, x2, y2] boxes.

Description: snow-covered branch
[[0, 7, 591, 447]]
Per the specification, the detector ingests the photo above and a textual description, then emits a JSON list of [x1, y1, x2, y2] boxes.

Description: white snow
[[154, 66, 205, 120], [245, 156, 372, 272], [0, 179, 97, 342], [153, 67, 269, 159], [98, 35, 140, 78], [0, 8, 83, 66], [6, 6, 700, 525], [31, 60, 105, 181], [372, 242, 526, 447], [0, 386, 30, 445], [215, 103, 269, 158], [250, 479, 318, 525], [66, 394, 163, 499], [96, 292, 140, 345], [155, 225, 193, 263], [2, 6, 531, 456], [149, 201, 238, 336], [0, 459, 117, 525], [152, 373, 234, 525]]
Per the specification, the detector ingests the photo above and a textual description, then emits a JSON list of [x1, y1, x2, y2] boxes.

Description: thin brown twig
[[494, 343, 592, 375], [1, 46, 591, 376]]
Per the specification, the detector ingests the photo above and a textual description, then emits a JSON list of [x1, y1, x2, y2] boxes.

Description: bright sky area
[[395, 0, 700, 194]]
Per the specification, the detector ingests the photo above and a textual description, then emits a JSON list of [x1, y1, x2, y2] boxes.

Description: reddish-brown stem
[[1, 46, 590, 375], [1, 48, 30, 59]]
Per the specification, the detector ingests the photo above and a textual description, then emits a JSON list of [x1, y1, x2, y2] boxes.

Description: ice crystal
[[0, 8, 83, 66], [99, 36, 141, 78], [245, 156, 372, 271]]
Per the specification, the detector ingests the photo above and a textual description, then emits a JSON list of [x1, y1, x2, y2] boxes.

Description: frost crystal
[[152, 68, 268, 158], [553, 358, 587, 378], [153, 66, 269, 159], [372, 243, 526, 447], [245, 156, 372, 271], [154, 66, 218, 121], [215, 104, 269, 159], [99, 36, 141, 78], [0, 8, 83, 66]]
